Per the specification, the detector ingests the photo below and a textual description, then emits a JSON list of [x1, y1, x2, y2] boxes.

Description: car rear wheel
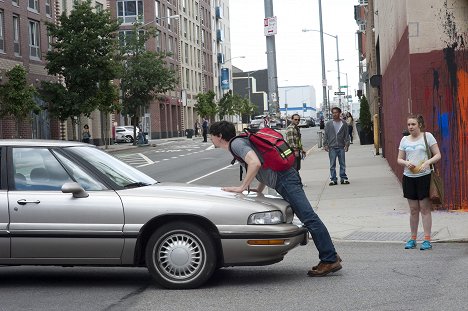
[[145, 221, 217, 289]]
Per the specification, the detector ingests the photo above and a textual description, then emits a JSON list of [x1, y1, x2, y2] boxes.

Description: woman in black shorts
[[397, 115, 441, 250]]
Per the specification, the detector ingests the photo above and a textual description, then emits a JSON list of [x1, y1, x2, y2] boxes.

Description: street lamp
[[220, 56, 245, 94], [222, 55, 245, 64], [302, 27, 343, 117], [138, 15, 180, 28]]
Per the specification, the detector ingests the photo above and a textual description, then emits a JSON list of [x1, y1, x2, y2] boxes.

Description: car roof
[[0, 139, 88, 147]]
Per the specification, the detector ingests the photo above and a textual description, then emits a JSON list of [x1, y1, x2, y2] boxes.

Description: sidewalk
[[301, 141, 468, 243]]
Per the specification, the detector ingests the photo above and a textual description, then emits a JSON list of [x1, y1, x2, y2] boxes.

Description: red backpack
[[229, 128, 295, 171]]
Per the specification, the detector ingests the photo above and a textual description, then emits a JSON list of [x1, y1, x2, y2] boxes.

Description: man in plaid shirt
[[286, 114, 306, 171]]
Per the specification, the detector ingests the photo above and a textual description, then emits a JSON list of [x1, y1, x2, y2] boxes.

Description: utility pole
[[264, 0, 279, 116], [318, 0, 328, 119]]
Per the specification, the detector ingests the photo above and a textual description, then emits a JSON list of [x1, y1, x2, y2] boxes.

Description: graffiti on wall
[[427, 2, 467, 210]]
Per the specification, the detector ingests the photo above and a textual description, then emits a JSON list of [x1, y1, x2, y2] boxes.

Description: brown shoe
[[308, 255, 342, 277], [311, 254, 342, 271]]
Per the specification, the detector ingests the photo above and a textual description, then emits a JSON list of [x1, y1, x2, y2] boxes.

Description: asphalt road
[[1, 242, 466, 311]]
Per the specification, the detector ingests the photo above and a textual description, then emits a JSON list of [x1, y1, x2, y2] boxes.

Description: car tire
[[145, 221, 217, 289], [124, 135, 133, 143]]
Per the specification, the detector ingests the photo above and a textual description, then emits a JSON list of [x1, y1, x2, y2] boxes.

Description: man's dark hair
[[291, 113, 300, 119], [331, 107, 342, 113], [209, 121, 236, 141]]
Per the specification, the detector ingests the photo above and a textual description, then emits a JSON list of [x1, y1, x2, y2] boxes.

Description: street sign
[[340, 85, 348, 88], [334, 92, 346, 95], [264, 17, 277, 36]]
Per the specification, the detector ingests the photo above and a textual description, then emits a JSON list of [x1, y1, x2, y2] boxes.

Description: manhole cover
[[343, 231, 439, 241]]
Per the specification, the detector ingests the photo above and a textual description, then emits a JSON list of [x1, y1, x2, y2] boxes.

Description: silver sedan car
[[0, 140, 307, 289]]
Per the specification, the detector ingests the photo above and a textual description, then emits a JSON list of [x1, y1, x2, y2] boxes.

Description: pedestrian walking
[[194, 120, 200, 137], [397, 114, 441, 250], [209, 120, 342, 277], [82, 124, 91, 144], [346, 112, 354, 144], [323, 107, 350, 185], [286, 114, 306, 171], [202, 118, 209, 142]]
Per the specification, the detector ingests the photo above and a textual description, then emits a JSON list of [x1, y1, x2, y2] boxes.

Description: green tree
[[359, 95, 372, 131], [194, 91, 217, 119], [96, 81, 120, 147], [0, 65, 39, 138], [119, 23, 178, 144], [42, 0, 120, 139], [218, 90, 235, 119]]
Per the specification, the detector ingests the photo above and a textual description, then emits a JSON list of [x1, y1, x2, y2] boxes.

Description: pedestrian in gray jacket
[[323, 107, 350, 185]]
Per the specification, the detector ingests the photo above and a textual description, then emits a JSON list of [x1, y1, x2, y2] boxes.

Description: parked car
[[115, 126, 139, 143], [0, 140, 307, 289], [297, 117, 316, 128], [248, 119, 265, 131]]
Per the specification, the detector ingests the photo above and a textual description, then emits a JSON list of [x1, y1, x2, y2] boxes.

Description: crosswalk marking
[[116, 142, 213, 168]]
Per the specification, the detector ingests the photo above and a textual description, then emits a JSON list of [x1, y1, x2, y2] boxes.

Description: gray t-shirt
[[230, 138, 277, 188]]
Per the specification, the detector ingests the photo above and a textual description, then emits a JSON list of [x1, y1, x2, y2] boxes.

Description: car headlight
[[248, 211, 284, 225]]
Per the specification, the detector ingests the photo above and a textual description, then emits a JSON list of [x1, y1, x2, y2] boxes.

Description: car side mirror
[[61, 182, 89, 198]]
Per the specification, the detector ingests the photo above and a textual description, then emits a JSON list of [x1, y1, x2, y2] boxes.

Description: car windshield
[[67, 146, 156, 188]]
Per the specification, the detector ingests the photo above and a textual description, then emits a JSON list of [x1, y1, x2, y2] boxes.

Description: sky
[[229, 0, 361, 106]]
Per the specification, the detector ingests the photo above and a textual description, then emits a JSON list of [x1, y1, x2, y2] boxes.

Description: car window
[[12, 148, 73, 191], [53, 151, 106, 191], [68, 146, 156, 188]]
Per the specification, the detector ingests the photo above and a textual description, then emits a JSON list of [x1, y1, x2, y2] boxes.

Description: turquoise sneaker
[[420, 240, 432, 250], [404, 239, 417, 249]]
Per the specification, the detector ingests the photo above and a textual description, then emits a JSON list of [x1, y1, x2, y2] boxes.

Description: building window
[[155, 1, 160, 23], [28, 0, 39, 12], [167, 8, 171, 30], [117, 0, 144, 24], [118, 30, 145, 49], [184, 43, 188, 64], [167, 36, 173, 54], [0, 11, 4, 53], [13, 15, 21, 55], [12, 0, 19, 7], [62, 0, 68, 13], [29, 20, 40, 59], [95, 2, 104, 12], [156, 33, 160, 52], [45, 0, 52, 16]]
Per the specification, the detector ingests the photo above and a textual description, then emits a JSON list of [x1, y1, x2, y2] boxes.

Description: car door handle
[[17, 199, 41, 205]]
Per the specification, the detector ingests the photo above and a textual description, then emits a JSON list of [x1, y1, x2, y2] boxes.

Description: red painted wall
[[382, 27, 468, 210]]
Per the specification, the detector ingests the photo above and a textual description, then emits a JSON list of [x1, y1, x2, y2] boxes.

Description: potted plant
[[356, 95, 373, 145]]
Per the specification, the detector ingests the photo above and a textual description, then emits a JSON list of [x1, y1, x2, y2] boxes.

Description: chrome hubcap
[[156, 233, 203, 280]]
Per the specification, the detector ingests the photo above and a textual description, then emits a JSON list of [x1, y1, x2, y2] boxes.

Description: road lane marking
[[187, 164, 236, 184]]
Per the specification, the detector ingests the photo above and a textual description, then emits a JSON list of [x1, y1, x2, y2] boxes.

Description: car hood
[[116, 183, 290, 225]]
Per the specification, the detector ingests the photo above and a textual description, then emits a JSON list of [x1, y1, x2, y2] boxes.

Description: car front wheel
[[124, 135, 134, 143], [145, 222, 217, 289]]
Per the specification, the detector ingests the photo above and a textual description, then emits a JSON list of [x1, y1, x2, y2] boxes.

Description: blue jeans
[[276, 169, 337, 263], [329, 147, 347, 182]]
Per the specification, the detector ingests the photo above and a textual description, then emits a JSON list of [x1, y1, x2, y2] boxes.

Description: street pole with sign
[[264, 0, 279, 116]]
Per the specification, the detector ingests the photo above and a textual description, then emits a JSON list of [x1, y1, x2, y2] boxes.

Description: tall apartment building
[[0, 0, 228, 140], [0, 0, 57, 139], [179, 0, 213, 131], [211, 0, 231, 102], [110, 0, 181, 139]]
